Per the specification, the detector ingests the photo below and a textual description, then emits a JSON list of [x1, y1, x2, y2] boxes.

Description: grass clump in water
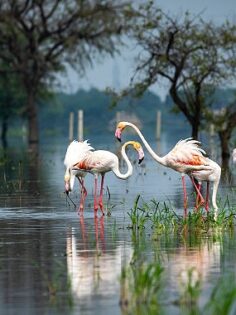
[[204, 274, 236, 315], [120, 260, 164, 314], [128, 195, 236, 234]]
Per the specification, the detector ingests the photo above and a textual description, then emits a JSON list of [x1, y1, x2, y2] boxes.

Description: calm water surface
[[0, 138, 236, 315]]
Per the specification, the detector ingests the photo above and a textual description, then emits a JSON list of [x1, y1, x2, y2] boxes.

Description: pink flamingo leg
[[94, 175, 98, 212], [190, 177, 205, 210], [205, 182, 210, 212], [98, 174, 105, 215], [99, 215, 105, 252], [79, 214, 88, 254], [94, 215, 105, 253], [78, 178, 87, 212], [81, 178, 87, 209], [194, 182, 202, 209], [182, 175, 188, 217]]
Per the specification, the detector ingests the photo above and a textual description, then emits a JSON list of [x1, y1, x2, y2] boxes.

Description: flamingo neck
[[212, 179, 220, 210], [65, 167, 75, 191], [125, 122, 166, 165], [112, 144, 133, 179]]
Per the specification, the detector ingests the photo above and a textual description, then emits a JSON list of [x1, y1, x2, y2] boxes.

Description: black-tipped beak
[[115, 128, 122, 142], [138, 157, 144, 164]]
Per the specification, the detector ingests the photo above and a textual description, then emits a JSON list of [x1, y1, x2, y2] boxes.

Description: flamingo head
[[125, 141, 144, 164], [115, 121, 127, 141], [64, 173, 71, 195], [133, 141, 145, 164]]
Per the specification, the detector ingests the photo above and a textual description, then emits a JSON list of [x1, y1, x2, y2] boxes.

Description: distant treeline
[[38, 87, 235, 141]]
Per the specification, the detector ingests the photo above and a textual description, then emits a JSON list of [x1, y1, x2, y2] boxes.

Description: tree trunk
[[191, 122, 199, 140], [1, 116, 8, 149], [27, 90, 39, 155], [169, 86, 200, 140], [219, 130, 230, 176]]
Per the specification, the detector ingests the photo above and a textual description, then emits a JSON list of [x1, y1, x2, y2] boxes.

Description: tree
[[0, 67, 26, 148], [127, 3, 228, 139], [205, 101, 236, 174], [0, 0, 134, 151]]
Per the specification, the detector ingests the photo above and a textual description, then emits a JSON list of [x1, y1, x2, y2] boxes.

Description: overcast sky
[[59, 0, 236, 100]]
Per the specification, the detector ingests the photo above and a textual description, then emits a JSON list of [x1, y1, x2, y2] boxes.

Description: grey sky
[[59, 0, 236, 100]]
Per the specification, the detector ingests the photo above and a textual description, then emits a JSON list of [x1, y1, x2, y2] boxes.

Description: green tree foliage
[[127, 3, 228, 140], [0, 0, 135, 150], [123, 1, 236, 169]]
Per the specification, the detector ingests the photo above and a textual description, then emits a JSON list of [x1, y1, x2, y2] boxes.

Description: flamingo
[[72, 141, 145, 214], [64, 140, 94, 212], [115, 121, 219, 216], [190, 158, 221, 214]]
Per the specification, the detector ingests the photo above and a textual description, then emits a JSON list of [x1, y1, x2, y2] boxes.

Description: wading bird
[[72, 141, 144, 215], [190, 157, 221, 214], [64, 140, 94, 212], [115, 121, 219, 216]]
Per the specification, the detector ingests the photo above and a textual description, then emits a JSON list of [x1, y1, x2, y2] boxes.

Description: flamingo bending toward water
[[115, 121, 219, 215], [64, 140, 94, 211], [72, 141, 144, 214]]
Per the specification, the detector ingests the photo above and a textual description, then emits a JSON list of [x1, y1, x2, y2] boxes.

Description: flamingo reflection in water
[[167, 237, 221, 301], [66, 214, 133, 299]]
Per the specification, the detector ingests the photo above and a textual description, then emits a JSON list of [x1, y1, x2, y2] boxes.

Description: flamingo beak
[[65, 181, 70, 195], [138, 149, 145, 164], [138, 157, 144, 164], [115, 128, 122, 142]]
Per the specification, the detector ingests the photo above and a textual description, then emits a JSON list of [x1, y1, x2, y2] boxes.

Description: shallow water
[[0, 139, 236, 315]]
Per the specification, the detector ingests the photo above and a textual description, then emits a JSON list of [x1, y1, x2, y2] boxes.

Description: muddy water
[[0, 140, 236, 315]]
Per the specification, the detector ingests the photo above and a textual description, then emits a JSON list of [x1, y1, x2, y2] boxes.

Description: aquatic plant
[[127, 195, 149, 231], [204, 274, 236, 315], [120, 260, 164, 314], [148, 199, 180, 232], [1, 160, 25, 193], [35, 260, 74, 308], [128, 195, 236, 235], [178, 267, 202, 305]]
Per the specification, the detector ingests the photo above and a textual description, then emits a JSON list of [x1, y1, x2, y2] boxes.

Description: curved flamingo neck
[[125, 122, 166, 166], [212, 179, 220, 210], [112, 144, 133, 179]]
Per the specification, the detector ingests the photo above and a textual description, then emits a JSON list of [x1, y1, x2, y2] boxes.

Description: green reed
[[127, 195, 150, 231], [1, 160, 25, 193], [120, 261, 164, 314], [204, 274, 236, 315], [34, 260, 74, 308], [178, 267, 202, 305], [128, 195, 236, 234], [120, 260, 236, 315]]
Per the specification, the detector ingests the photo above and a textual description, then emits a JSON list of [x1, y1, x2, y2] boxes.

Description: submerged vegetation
[[120, 194, 236, 315], [127, 194, 236, 233]]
